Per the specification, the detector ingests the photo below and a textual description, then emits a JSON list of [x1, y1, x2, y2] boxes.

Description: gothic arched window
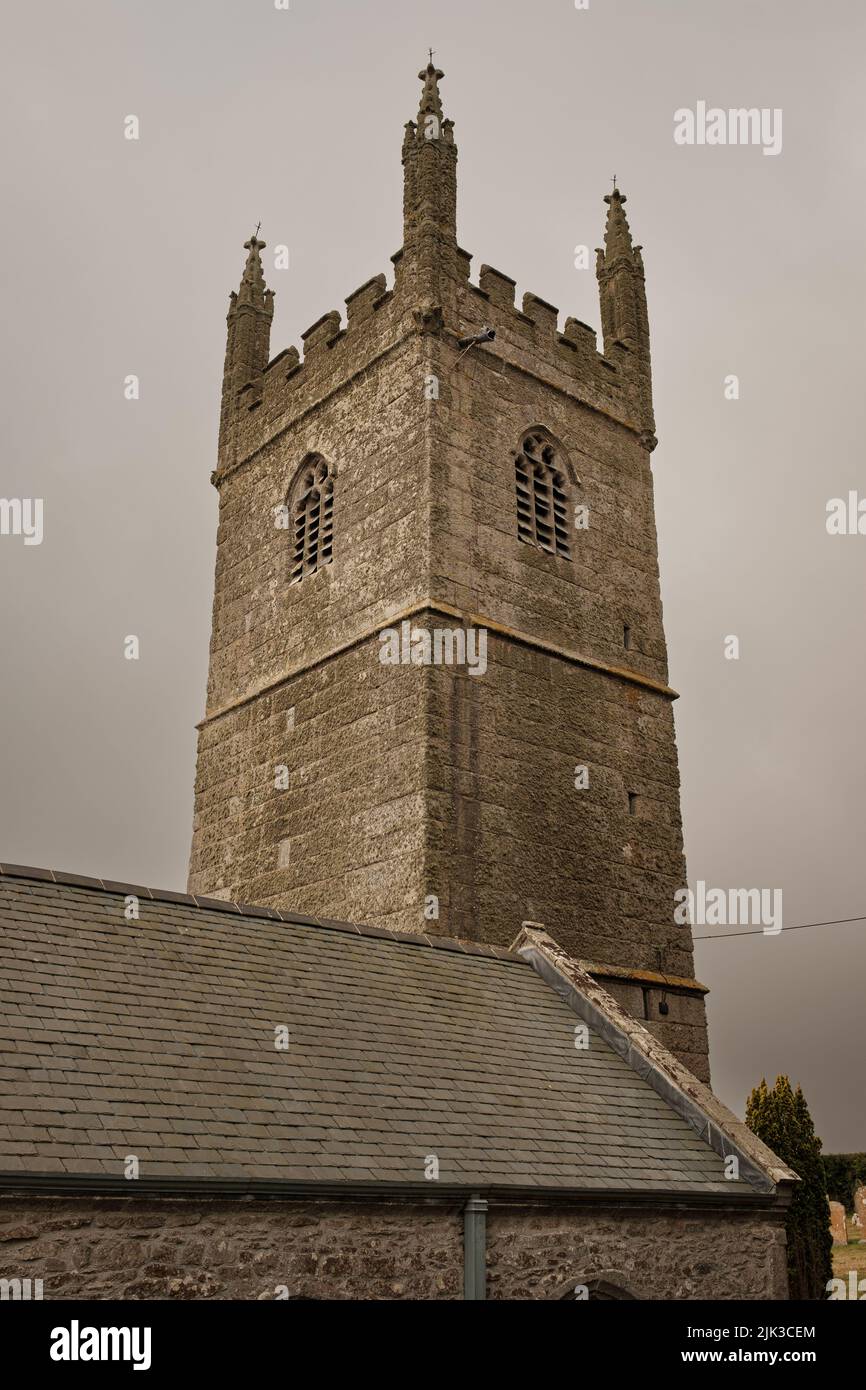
[[515, 430, 572, 559], [289, 455, 334, 584]]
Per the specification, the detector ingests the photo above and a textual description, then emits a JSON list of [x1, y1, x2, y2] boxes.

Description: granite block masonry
[[187, 59, 710, 1081]]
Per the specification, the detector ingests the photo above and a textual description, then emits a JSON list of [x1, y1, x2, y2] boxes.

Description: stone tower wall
[[188, 64, 710, 1079]]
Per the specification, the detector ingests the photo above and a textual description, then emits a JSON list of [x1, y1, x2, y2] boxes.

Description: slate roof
[[0, 867, 761, 1195]]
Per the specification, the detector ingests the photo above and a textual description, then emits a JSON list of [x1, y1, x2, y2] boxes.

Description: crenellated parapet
[[217, 264, 409, 482], [218, 245, 643, 486], [216, 74, 658, 487], [452, 262, 634, 429]]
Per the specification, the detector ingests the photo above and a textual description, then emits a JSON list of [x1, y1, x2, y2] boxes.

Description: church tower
[[189, 62, 710, 1080]]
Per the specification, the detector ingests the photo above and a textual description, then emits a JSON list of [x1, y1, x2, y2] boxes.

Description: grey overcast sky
[[1, 0, 864, 1150]]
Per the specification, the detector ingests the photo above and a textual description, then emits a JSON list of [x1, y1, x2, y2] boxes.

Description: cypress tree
[[746, 1075, 832, 1299], [793, 1085, 833, 1298]]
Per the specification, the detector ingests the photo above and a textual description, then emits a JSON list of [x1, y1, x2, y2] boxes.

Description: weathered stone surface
[[0, 1198, 461, 1301], [488, 1207, 788, 1301], [0, 1196, 788, 1301], [830, 1200, 849, 1245]]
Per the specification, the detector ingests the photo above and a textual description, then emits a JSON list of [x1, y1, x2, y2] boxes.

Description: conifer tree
[[746, 1075, 832, 1299], [792, 1085, 834, 1298]]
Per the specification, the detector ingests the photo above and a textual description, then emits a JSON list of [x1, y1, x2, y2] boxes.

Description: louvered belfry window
[[290, 456, 333, 584], [515, 431, 571, 558]]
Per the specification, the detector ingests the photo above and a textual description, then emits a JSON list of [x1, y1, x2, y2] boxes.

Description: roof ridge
[[0, 862, 523, 964]]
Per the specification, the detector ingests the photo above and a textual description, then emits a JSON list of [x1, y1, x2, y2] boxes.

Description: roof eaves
[[0, 1170, 792, 1212]]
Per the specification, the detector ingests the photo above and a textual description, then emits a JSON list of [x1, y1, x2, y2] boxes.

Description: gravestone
[[829, 1201, 848, 1246]]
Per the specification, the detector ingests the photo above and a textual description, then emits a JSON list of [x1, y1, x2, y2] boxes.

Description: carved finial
[[238, 231, 269, 307], [417, 55, 445, 122], [601, 182, 634, 260], [402, 53, 457, 247], [595, 185, 655, 441]]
